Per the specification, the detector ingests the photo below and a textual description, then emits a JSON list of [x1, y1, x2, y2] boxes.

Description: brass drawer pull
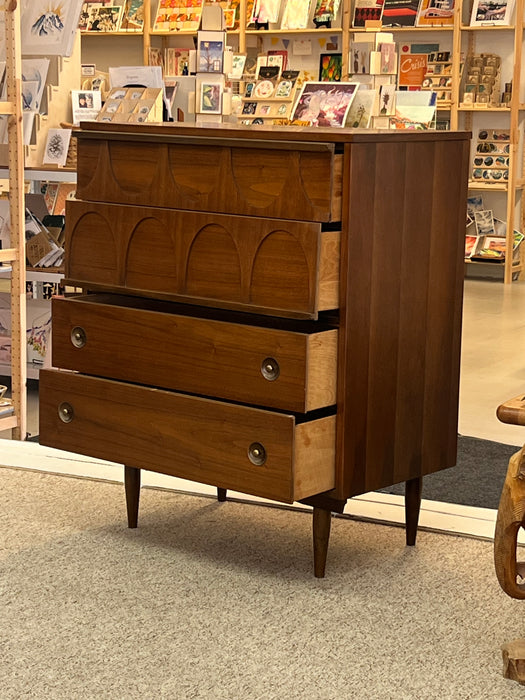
[[58, 402, 74, 423], [71, 326, 87, 348], [248, 442, 267, 466], [261, 357, 280, 382]]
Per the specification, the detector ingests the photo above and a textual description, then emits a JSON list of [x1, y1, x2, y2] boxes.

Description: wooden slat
[[0, 248, 18, 263], [0, 101, 14, 115], [5, 0, 26, 440]]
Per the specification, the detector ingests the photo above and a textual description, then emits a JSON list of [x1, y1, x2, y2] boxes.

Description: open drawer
[[52, 294, 338, 413], [39, 370, 336, 504], [64, 200, 340, 319]]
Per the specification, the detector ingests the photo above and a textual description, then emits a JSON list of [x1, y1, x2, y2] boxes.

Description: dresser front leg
[[313, 507, 332, 578], [405, 476, 423, 546], [124, 466, 141, 528], [217, 488, 227, 502]]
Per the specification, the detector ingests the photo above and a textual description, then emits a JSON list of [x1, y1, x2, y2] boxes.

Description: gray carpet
[[2, 466, 525, 699], [380, 435, 519, 509]]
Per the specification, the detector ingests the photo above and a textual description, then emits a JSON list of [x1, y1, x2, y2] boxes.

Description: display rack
[[77, 0, 524, 283], [0, 1, 26, 437]]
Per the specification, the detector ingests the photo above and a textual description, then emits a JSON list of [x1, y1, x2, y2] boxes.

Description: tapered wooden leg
[[124, 466, 141, 529], [405, 476, 423, 546], [217, 487, 227, 502], [313, 507, 332, 578]]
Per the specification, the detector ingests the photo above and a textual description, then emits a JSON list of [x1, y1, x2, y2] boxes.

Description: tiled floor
[[459, 278, 525, 447]]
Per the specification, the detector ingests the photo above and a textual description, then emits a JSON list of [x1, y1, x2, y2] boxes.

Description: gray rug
[[1, 465, 525, 699], [379, 435, 519, 509]]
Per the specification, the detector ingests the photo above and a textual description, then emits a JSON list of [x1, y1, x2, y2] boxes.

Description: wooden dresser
[[39, 123, 470, 577]]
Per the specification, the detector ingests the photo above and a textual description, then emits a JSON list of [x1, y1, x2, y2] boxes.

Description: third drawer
[[52, 294, 338, 413]]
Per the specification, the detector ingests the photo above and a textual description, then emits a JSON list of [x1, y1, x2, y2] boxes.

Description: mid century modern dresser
[[39, 123, 470, 577]]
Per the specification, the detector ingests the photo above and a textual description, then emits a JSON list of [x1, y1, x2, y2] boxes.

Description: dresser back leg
[[217, 488, 227, 502], [405, 476, 423, 546], [124, 466, 141, 528], [313, 507, 332, 578]]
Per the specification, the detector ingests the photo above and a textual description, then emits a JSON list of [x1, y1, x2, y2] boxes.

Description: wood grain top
[[77, 120, 470, 145]]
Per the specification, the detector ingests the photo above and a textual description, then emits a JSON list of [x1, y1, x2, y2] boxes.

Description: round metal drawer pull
[[261, 357, 280, 381], [58, 402, 74, 424], [71, 326, 87, 348], [248, 442, 267, 466]]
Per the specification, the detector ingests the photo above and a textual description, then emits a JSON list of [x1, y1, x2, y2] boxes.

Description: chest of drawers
[[39, 123, 470, 576]]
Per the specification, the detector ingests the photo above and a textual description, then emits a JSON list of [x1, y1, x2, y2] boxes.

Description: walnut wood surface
[[124, 466, 140, 528], [497, 395, 525, 426], [52, 295, 338, 413], [39, 370, 335, 504], [334, 136, 469, 499], [76, 138, 340, 223], [65, 200, 339, 319], [494, 446, 525, 599]]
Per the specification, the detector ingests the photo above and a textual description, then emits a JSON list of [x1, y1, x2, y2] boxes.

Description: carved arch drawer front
[[39, 370, 336, 504], [52, 295, 338, 413], [76, 137, 343, 223], [65, 200, 340, 319]]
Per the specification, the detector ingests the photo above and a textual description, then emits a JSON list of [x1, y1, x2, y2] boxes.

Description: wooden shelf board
[[150, 29, 240, 35], [461, 24, 515, 30], [246, 27, 342, 34], [26, 266, 64, 275], [468, 181, 509, 191], [0, 413, 18, 430], [388, 26, 453, 31], [458, 105, 511, 111], [81, 31, 143, 36]]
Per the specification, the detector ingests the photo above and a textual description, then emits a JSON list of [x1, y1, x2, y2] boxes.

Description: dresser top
[[78, 121, 469, 146]]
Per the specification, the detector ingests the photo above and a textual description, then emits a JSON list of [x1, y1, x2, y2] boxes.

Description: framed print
[[291, 81, 359, 127]]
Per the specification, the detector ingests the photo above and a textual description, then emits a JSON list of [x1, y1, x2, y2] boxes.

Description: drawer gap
[[72, 293, 339, 333]]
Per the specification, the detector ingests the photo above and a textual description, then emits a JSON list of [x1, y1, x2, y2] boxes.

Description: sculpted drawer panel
[[65, 200, 340, 319], [52, 295, 338, 413], [39, 370, 336, 504], [76, 138, 342, 223]]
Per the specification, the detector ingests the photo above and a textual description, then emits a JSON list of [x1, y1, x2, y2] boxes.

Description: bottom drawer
[[39, 370, 335, 504]]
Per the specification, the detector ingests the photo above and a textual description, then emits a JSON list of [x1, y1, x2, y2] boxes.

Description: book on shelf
[[470, 0, 515, 25], [352, 0, 384, 27], [281, 0, 312, 29], [313, 0, 342, 26], [120, 0, 145, 31], [381, 0, 421, 27], [154, 0, 205, 32], [252, 0, 282, 24], [416, 0, 455, 26], [85, 5, 123, 32]]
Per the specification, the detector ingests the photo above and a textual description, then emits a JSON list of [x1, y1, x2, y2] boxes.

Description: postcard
[[22, 0, 84, 56], [43, 129, 72, 168]]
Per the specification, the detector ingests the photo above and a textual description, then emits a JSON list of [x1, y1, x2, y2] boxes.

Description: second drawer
[[52, 294, 338, 413]]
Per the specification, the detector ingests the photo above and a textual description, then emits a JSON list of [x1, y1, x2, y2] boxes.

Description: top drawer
[[75, 137, 343, 223]]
